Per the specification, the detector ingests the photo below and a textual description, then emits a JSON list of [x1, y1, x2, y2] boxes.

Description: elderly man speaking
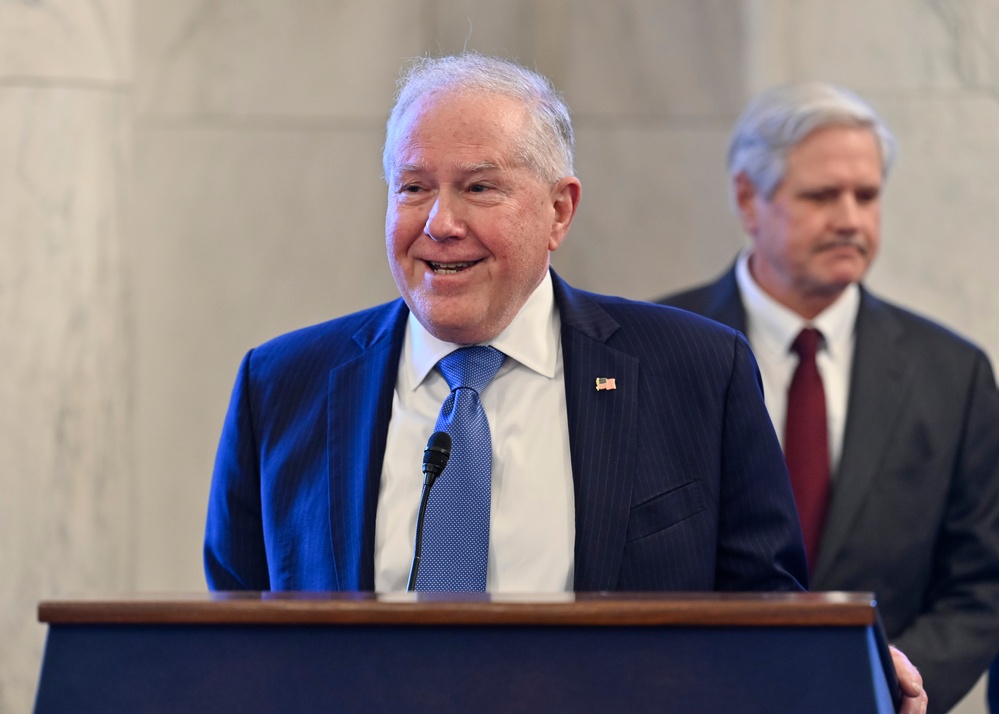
[[205, 55, 927, 712]]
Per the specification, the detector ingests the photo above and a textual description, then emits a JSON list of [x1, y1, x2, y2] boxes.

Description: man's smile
[[426, 259, 483, 274]]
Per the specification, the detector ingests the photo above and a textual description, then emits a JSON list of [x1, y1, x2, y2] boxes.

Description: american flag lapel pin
[[595, 377, 617, 391]]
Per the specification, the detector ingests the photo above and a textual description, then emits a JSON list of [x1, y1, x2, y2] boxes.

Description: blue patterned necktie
[[415, 346, 506, 591]]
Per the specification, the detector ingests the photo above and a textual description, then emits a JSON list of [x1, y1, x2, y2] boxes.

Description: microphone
[[422, 430, 452, 487], [407, 431, 452, 591]]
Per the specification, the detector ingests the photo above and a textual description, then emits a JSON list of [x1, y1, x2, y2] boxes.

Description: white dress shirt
[[735, 250, 860, 476], [374, 272, 575, 592]]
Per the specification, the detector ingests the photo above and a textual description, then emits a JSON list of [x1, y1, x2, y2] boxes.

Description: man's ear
[[549, 177, 581, 252], [734, 172, 761, 236]]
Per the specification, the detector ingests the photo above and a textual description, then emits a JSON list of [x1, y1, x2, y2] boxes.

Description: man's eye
[[401, 184, 423, 193], [804, 190, 835, 202], [856, 189, 880, 204], [469, 184, 490, 193]]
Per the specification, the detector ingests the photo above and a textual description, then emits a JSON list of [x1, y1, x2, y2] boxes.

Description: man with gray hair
[[205, 57, 926, 711], [658, 82, 999, 713], [207, 52, 809, 596]]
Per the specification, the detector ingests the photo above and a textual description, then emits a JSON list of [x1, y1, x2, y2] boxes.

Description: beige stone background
[[2, 1, 997, 711]]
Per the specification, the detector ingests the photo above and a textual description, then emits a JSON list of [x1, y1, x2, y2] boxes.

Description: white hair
[[382, 53, 575, 185]]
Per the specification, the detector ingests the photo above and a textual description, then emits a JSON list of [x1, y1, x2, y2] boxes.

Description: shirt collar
[[736, 248, 860, 358], [404, 271, 560, 390]]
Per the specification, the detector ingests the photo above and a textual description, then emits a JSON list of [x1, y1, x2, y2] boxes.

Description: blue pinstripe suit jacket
[[205, 271, 807, 592]]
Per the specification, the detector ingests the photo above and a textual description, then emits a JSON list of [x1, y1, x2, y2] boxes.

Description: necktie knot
[[791, 327, 823, 361], [438, 346, 506, 393]]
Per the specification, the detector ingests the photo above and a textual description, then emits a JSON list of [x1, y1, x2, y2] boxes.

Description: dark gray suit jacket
[[658, 264, 999, 714]]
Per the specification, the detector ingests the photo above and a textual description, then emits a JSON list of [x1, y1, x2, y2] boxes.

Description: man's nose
[[425, 192, 465, 241], [832, 194, 861, 232]]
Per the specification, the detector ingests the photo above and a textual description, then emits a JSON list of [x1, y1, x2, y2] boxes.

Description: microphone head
[[423, 431, 452, 478]]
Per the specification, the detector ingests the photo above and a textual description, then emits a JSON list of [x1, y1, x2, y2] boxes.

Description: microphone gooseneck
[[407, 431, 452, 591]]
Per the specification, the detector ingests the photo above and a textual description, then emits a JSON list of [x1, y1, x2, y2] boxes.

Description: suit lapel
[[332, 276, 643, 591], [552, 273, 640, 590], [812, 291, 912, 583], [327, 301, 408, 590], [691, 272, 916, 585], [697, 264, 747, 332]]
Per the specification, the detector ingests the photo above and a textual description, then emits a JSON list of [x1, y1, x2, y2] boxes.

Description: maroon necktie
[[784, 327, 830, 571]]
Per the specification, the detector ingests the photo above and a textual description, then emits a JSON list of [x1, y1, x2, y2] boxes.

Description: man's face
[[384, 89, 578, 345], [737, 125, 884, 318]]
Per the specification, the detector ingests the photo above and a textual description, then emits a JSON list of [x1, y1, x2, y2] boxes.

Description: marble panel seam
[[0, 77, 130, 93]]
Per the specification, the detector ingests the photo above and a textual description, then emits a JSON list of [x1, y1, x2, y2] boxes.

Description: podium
[[36, 591, 898, 713]]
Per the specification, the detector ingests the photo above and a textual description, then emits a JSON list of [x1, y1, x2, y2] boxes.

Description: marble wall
[[3, 1, 996, 711], [0, 1, 133, 711]]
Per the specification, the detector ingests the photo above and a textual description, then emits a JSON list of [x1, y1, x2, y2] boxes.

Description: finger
[[889, 645, 926, 711]]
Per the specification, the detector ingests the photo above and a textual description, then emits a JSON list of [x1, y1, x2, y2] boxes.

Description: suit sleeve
[[890, 352, 999, 713], [714, 334, 809, 592], [203, 350, 271, 590]]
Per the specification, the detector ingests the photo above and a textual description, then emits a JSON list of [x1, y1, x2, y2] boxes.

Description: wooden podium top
[[38, 591, 877, 627]]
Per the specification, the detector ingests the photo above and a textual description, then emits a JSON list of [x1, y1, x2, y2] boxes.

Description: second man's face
[[739, 125, 884, 318], [384, 89, 577, 345]]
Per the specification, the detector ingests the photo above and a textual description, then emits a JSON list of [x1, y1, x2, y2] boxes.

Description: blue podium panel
[[36, 617, 894, 713]]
